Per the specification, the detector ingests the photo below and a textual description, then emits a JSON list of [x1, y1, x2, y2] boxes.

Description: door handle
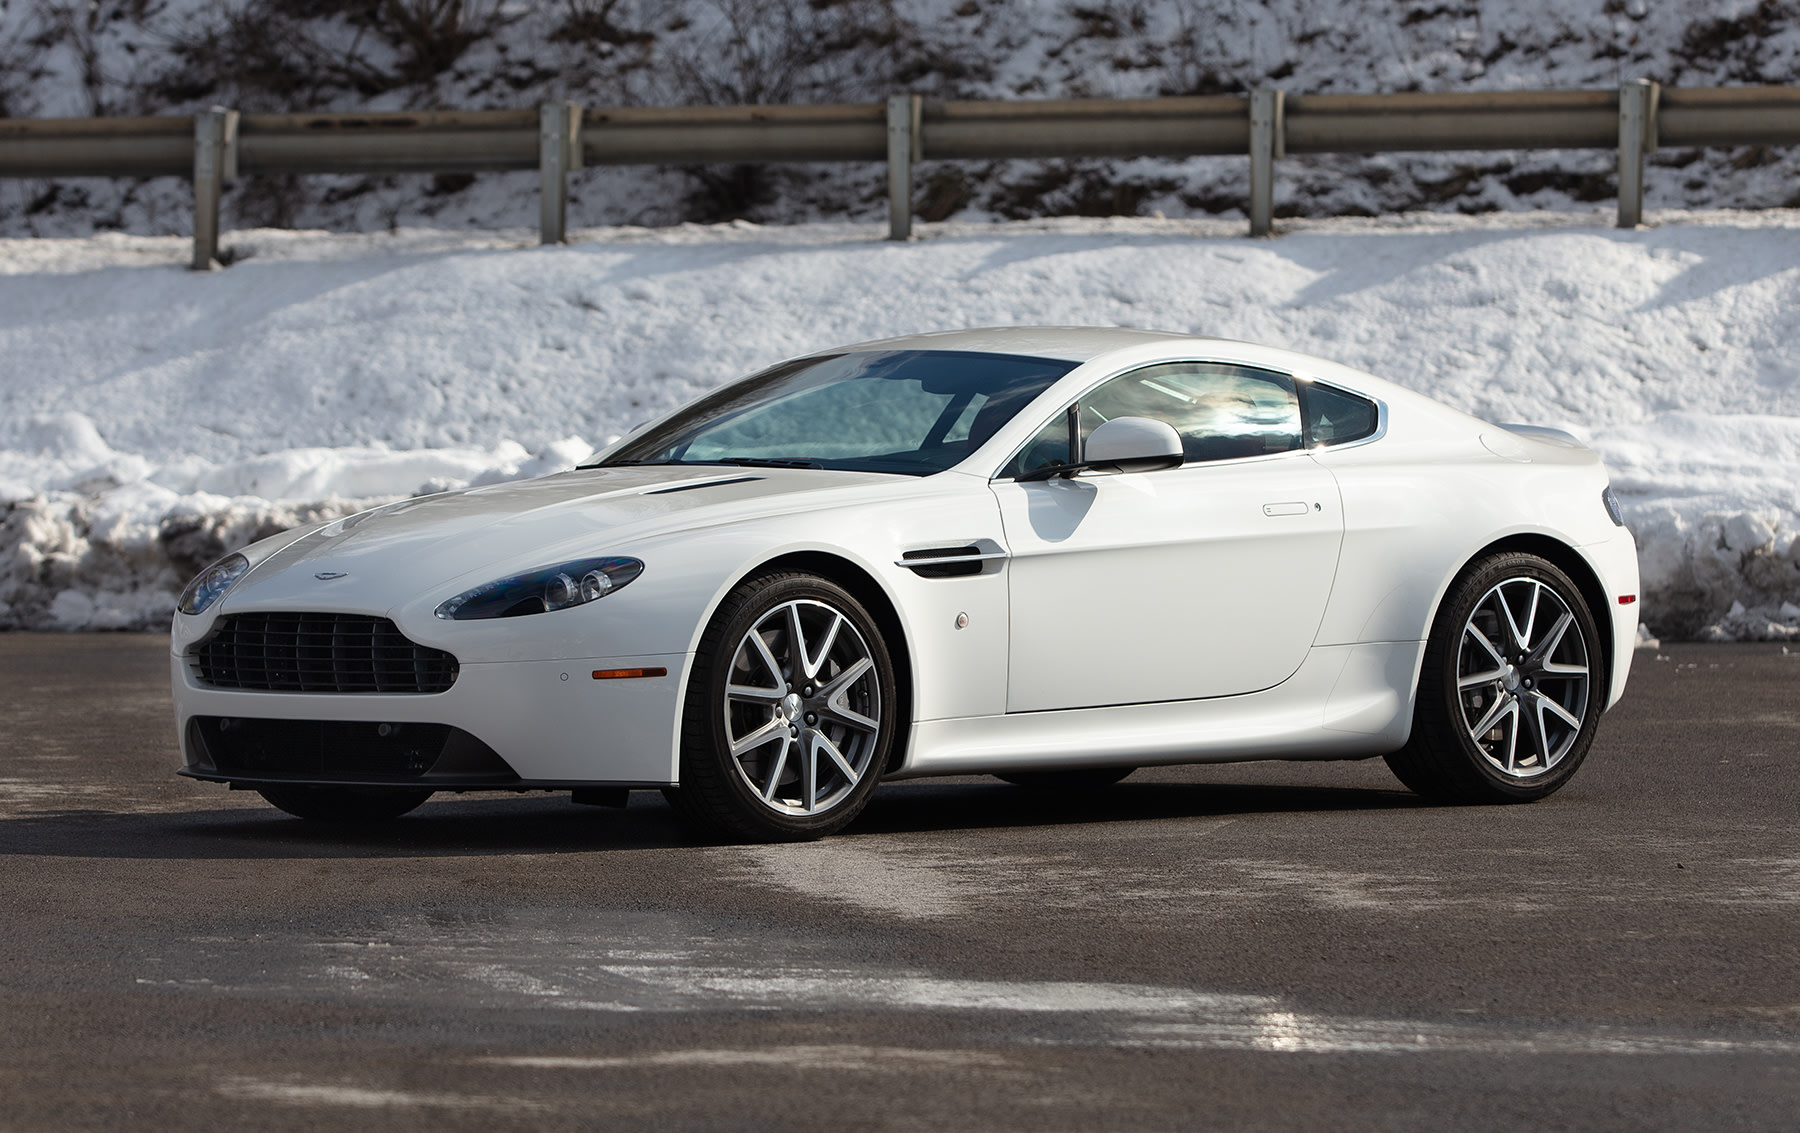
[[1262, 501, 1310, 516]]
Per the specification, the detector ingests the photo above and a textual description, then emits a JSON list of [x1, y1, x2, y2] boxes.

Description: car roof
[[826, 326, 1216, 362], [826, 326, 1444, 419]]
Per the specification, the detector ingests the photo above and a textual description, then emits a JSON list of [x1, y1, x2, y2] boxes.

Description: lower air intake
[[187, 717, 517, 784]]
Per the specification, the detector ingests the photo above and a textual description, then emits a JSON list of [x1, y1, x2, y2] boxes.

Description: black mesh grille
[[187, 717, 516, 783], [191, 613, 458, 694]]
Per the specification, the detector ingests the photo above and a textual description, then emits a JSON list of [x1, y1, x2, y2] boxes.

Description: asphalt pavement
[[1, 632, 1797, 1130]]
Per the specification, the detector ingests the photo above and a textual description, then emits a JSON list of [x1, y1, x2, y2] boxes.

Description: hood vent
[[644, 475, 764, 496]]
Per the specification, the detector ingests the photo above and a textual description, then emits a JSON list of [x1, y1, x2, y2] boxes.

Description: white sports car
[[170, 328, 1638, 840]]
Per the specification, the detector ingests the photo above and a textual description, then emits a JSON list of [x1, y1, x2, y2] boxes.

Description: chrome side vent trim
[[897, 544, 1008, 578]]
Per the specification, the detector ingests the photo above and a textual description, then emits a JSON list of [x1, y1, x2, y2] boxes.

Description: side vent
[[897, 545, 1008, 579]]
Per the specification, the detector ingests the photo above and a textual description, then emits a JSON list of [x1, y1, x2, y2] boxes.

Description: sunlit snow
[[1, 211, 1796, 638]]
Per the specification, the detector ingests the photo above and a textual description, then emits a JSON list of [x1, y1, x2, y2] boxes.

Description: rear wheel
[[665, 572, 896, 842], [1386, 552, 1604, 803], [255, 785, 433, 821]]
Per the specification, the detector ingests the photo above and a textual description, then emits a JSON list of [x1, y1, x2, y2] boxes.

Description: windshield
[[589, 349, 1079, 476]]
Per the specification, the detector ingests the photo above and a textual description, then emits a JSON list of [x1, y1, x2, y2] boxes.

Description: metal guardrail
[[3, 83, 1799, 268]]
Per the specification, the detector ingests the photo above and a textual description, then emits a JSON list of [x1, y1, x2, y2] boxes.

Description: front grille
[[191, 613, 458, 694]]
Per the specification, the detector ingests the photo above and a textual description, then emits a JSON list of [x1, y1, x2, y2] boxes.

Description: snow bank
[[2, 211, 1798, 638]]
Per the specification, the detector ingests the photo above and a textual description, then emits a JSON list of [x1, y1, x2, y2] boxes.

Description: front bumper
[[170, 647, 688, 787]]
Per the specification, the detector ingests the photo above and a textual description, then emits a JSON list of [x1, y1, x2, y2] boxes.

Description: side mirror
[[1084, 416, 1184, 474]]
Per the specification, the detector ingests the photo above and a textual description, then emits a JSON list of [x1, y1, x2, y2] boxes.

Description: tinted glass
[[595, 350, 1078, 476], [1002, 361, 1302, 477], [1302, 382, 1379, 446]]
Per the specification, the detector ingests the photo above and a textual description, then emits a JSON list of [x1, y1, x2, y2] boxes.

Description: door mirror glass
[[1084, 416, 1183, 474]]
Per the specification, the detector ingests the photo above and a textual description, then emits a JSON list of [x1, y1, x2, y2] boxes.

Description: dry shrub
[[156, 0, 511, 108]]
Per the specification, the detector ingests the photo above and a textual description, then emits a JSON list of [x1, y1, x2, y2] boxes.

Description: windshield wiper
[[714, 457, 825, 469]]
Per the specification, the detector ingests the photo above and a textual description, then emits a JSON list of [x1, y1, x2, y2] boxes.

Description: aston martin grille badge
[[314, 571, 348, 580]]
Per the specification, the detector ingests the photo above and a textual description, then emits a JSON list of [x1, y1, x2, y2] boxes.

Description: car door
[[991, 361, 1344, 713]]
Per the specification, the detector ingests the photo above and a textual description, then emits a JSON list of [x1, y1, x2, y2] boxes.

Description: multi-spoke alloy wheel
[[668, 572, 896, 841], [1456, 578, 1590, 778], [1386, 552, 1605, 804], [724, 598, 882, 816]]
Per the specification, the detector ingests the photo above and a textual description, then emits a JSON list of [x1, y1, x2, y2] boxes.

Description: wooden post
[[190, 106, 236, 270], [887, 94, 921, 240], [1249, 89, 1284, 237], [1617, 79, 1659, 229], [540, 102, 581, 245]]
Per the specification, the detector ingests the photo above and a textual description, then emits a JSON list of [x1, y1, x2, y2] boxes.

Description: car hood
[[222, 465, 906, 613]]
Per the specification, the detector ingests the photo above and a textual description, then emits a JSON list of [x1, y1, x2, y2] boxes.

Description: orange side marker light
[[592, 667, 668, 680]]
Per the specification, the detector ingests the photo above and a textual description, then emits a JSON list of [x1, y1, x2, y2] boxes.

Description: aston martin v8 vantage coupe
[[171, 328, 1638, 841]]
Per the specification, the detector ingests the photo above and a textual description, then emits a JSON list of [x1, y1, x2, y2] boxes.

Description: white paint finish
[[167, 329, 1638, 790], [1585, 532, 1642, 710], [1082, 415, 1182, 469], [898, 642, 1414, 776], [173, 650, 687, 784], [1308, 396, 1629, 650], [1321, 641, 1423, 735], [996, 456, 1342, 710]]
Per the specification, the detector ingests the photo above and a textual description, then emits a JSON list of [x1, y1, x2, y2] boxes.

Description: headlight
[[434, 557, 644, 621], [177, 553, 250, 615]]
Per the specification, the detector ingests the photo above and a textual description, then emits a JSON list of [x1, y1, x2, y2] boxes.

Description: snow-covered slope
[[2, 211, 1797, 639]]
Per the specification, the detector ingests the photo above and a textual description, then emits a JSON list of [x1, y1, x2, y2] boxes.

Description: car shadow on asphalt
[[0, 778, 1424, 859], [0, 796, 687, 859], [849, 779, 1423, 836]]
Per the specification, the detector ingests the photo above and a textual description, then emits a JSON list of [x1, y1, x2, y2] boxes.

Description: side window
[[1300, 382, 1379, 446], [1004, 411, 1078, 478], [1001, 362, 1302, 477]]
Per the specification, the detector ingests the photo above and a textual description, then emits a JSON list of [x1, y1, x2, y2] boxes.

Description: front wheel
[[665, 572, 897, 842], [255, 785, 433, 821], [1386, 552, 1605, 804]]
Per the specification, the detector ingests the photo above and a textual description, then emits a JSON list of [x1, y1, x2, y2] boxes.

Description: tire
[[255, 785, 433, 821], [1386, 552, 1605, 804], [665, 571, 897, 842], [996, 767, 1134, 790]]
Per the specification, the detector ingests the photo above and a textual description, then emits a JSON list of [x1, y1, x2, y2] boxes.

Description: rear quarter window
[[1301, 382, 1379, 446]]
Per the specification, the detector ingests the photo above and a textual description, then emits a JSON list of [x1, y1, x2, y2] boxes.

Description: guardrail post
[[887, 94, 921, 240], [540, 102, 581, 245], [190, 106, 237, 270], [1248, 89, 1285, 237], [1617, 79, 1659, 228]]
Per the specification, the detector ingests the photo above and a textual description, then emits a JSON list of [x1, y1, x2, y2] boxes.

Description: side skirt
[[890, 641, 1424, 778]]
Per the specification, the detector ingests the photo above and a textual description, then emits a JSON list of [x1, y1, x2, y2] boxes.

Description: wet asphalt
[[0, 632, 1797, 1131]]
